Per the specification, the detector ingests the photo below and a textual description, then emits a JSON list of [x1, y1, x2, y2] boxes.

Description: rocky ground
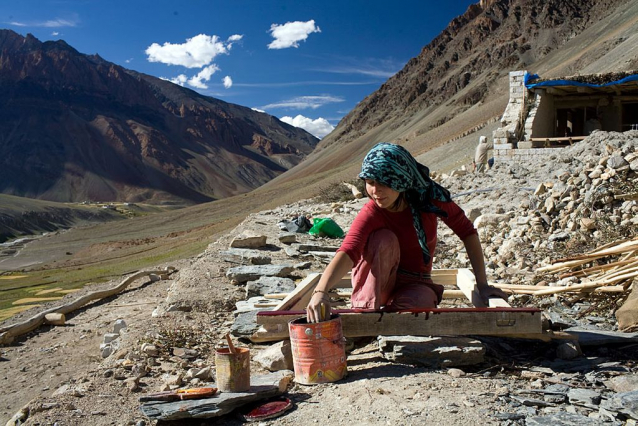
[[1, 131, 637, 426]]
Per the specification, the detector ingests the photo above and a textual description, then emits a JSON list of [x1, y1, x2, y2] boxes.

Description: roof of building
[[525, 70, 638, 94]]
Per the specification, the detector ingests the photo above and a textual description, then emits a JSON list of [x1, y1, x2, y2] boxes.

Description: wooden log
[[44, 313, 65, 326], [250, 307, 542, 342], [140, 371, 293, 421], [0, 267, 176, 345]]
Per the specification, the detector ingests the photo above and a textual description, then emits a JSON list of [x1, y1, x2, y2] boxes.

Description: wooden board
[[251, 307, 542, 342], [273, 273, 321, 311], [456, 269, 511, 308]]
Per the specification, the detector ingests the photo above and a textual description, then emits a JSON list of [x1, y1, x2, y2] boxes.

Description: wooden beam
[[273, 273, 321, 311], [456, 269, 511, 308], [250, 307, 542, 342]]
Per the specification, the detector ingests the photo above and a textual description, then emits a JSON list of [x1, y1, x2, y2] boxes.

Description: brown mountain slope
[[0, 30, 318, 205], [267, 0, 638, 188]]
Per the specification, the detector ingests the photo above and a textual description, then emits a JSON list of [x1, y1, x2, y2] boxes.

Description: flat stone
[[601, 390, 638, 420], [378, 336, 485, 367], [245, 276, 296, 298], [235, 297, 273, 314], [231, 309, 273, 337], [103, 333, 120, 344], [140, 371, 294, 421], [607, 375, 638, 393], [284, 246, 301, 257], [278, 233, 297, 244], [525, 411, 605, 425], [567, 388, 601, 407], [297, 244, 339, 252], [226, 264, 295, 283], [221, 249, 271, 265], [564, 327, 638, 346], [230, 233, 267, 249]]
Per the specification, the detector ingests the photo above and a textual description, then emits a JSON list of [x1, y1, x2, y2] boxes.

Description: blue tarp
[[525, 72, 638, 89]]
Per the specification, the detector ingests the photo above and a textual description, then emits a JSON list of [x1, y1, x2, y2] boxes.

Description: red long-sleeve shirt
[[338, 199, 477, 272]]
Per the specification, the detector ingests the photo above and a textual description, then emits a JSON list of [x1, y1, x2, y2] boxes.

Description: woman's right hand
[[307, 291, 331, 323]]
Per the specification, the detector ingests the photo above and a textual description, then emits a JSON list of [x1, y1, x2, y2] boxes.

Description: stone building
[[493, 70, 638, 162]]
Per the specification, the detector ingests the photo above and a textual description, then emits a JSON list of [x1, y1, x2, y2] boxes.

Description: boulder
[[254, 340, 294, 371], [230, 233, 267, 249], [616, 284, 638, 331]]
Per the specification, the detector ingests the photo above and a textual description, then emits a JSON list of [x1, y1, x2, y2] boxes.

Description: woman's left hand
[[477, 285, 509, 305]]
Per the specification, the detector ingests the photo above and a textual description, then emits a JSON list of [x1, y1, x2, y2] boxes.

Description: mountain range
[[1, 0, 637, 268], [0, 30, 318, 205]]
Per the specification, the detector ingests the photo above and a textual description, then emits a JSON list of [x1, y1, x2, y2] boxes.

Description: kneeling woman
[[306, 143, 507, 322]]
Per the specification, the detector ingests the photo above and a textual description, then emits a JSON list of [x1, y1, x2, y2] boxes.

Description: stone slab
[[140, 371, 293, 421]]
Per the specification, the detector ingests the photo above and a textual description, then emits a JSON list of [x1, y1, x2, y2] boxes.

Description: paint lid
[[241, 397, 293, 422]]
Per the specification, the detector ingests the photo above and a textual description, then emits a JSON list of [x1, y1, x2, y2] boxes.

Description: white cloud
[[145, 34, 232, 68], [125, 58, 133, 64], [166, 74, 188, 86], [251, 108, 266, 113], [187, 64, 220, 89], [261, 95, 344, 110], [9, 17, 78, 28], [281, 115, 334, 139], [226, 34, 243, 48], [267, 20, 320, 49], [223, 76, 233, 89], [51, 31, 59, 36]]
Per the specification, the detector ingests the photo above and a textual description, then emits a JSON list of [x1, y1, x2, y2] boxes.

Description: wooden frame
[[251, 269, 547, 342]]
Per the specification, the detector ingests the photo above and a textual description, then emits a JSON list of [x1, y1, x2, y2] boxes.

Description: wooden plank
[[250, 308, 543, 342], [273, 273, 321, 311], [456, 269, 511, 308]]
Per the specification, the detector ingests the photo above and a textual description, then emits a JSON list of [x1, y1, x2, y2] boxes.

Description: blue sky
[[1, 0, 475, 138]]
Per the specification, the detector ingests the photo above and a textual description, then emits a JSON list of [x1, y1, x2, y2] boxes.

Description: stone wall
[[492, 70, 527, 146], [494, 144, 564, 163], [523, 89, 555, 141]]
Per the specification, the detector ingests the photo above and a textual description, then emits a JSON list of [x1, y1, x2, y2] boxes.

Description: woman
[[306, 142, 507, 323]]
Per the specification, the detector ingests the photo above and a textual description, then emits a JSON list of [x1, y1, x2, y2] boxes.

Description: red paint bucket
[[288, 315, 347, 384]]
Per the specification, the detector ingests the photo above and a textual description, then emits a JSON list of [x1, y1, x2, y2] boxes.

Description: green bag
[[308, 218, 345, 238]]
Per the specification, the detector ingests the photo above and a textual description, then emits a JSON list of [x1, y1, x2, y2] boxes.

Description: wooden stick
[[225, 333, 237, 355], [0, 267, 176, 345], [532, 272, 638, 296], [558, 258, 638, 279], [540, 239, 638, 272]]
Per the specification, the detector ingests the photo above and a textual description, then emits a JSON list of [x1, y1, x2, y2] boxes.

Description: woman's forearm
[[314, 251, 354, 293], [463, 233, 488, 288]]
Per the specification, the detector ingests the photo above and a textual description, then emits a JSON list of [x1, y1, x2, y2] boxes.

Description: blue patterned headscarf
[[359, 142, 452, 266]]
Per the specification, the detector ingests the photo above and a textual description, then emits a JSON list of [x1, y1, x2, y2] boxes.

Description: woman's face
[[365, 179, 401, 210]]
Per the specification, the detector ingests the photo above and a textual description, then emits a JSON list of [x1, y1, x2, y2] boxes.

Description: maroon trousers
[[350, 229, 443, 310]]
